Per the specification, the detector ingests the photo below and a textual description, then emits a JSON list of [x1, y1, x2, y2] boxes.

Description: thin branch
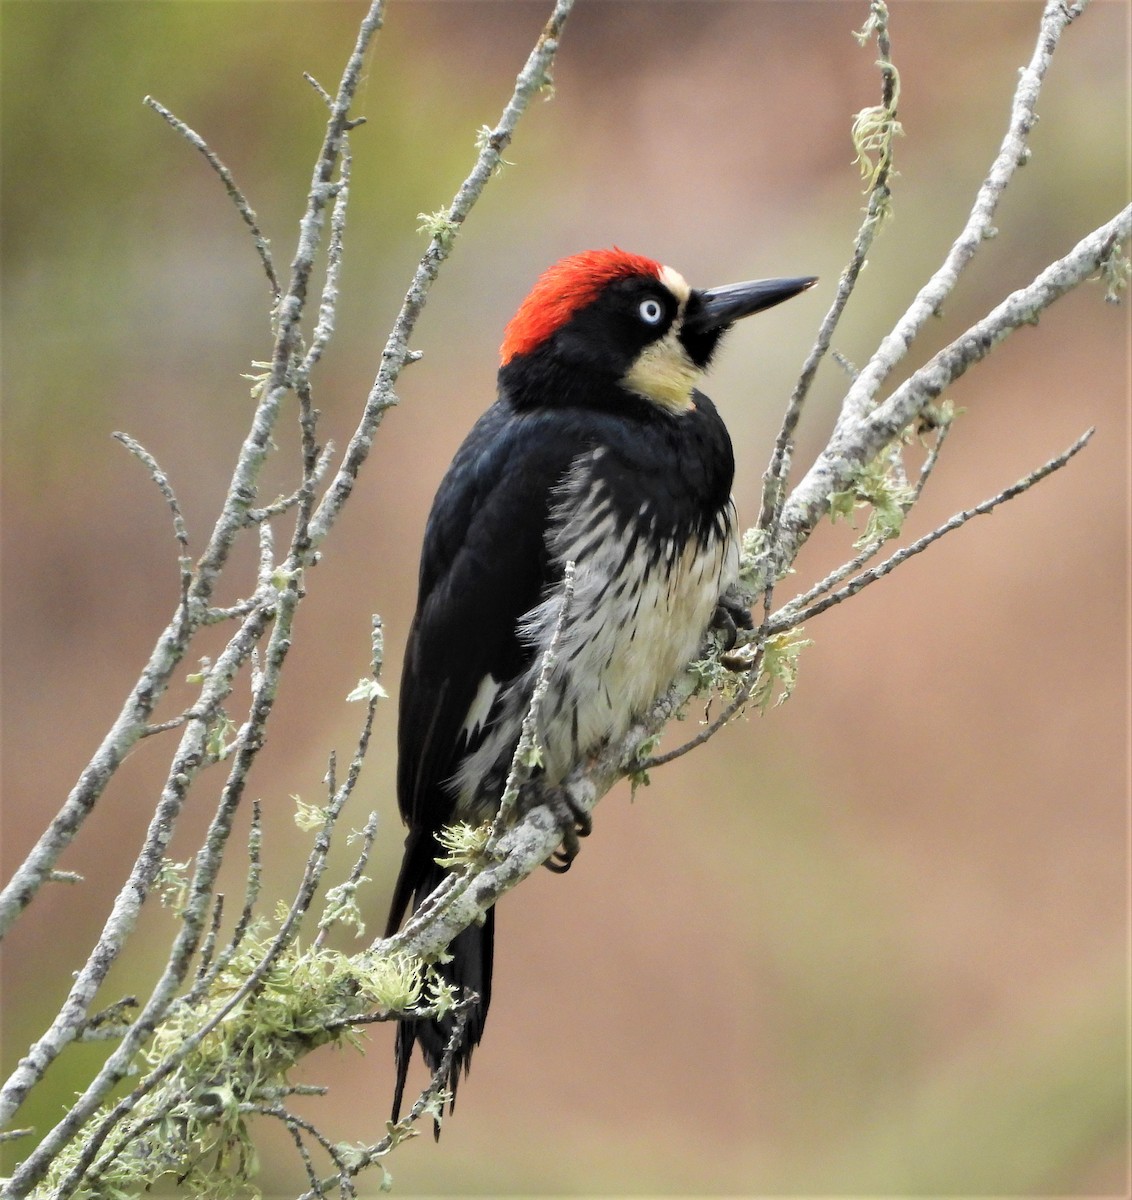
[[138, 711, 194, 739], [909, 411, 954, 503], [113, 433, 193, 612], [314, 810, 380, 950], [192, 891, 225, 996], [302, 146, 352, 375], [758, 0, 901, 535], [185, 804, 263, 1009], [762, 204, 1128, 592], [0, 7, 380, 941], [203, 599, 259, 624], [46, 708, 354, 1200], [767, 417, 954, 624], [279, 1115, 327, 1199], [831, 0, 1086, 437], [306, 0, 576, 550], [490, 561, 576, 843], [636, 649, 767, 773], [767, 428, 1096, 634], [299, 1004, 474, 1199], [0, 600, 274, 1135], [245, 441, 336, 524], [142, 96, 280, 301]]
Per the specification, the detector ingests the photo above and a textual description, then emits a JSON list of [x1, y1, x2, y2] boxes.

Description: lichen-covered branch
[[758, 0, 901, 538], [0, 0, 577, 1193], [765, 203, 1129, 584], [2, 0, 1118, 1193], [830, 0, 1089, 437], [0, 4, 386, 947]]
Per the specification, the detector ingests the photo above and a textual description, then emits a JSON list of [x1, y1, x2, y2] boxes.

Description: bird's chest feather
[[528, 444, 738, 777]]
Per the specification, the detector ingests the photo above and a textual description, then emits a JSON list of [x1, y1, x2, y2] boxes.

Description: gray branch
[[765, 204, 1129, 586], [0, 0, 576, 1193]]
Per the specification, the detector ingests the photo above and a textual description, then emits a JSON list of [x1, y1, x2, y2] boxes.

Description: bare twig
[[113, 432, 193, 610], [768, 428, 1096, 633], [297, 1004, 475, 1199], [142, 96, 280, 301], [138, 711, 194, 739], [307, 0, 576, 550], [758, 0, 901, 537], [490, 561, 577, 844], [246, 442, 336, 524]]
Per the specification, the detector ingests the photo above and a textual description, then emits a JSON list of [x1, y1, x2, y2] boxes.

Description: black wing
[[388, 401, 590, 930]]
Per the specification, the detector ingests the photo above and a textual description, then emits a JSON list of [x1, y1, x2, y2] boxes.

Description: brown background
[[2, 1, 1128, 1194]]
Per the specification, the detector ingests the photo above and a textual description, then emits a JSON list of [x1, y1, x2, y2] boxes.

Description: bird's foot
[[711, 591, 753, 653], [522, 783, 592, 873], [710, 588, 758, 652]]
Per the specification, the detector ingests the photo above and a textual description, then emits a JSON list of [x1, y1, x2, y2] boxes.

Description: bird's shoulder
[[415, 400, 598, 599]]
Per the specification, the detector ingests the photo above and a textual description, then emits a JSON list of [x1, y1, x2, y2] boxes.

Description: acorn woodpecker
[[386, 249, 815, 1120]]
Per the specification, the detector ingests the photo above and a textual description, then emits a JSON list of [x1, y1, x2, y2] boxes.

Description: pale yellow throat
[[622, 332, 700, 414]]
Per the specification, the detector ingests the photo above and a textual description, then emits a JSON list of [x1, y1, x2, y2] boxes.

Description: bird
[[385, 248, 815, 1123]]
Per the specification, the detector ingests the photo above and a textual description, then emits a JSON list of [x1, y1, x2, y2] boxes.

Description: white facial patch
[[658, 265, 690, 304], [621, 264, 700, 414]]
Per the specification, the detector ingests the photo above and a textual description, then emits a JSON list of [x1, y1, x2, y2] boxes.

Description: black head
[[499, 249, 816, 414]]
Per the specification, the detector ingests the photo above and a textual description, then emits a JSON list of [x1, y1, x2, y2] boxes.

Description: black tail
[[387, 849, 494, 1129]]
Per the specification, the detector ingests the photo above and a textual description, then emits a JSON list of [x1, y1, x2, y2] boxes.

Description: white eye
[[638, 298, 664, 325]]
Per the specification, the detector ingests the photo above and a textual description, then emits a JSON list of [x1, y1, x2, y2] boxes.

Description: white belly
[[532, 511, 737, 781]]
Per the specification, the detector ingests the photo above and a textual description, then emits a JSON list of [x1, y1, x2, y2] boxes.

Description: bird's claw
[[538, 787, 591, 873], [711, 592, 753, 652]]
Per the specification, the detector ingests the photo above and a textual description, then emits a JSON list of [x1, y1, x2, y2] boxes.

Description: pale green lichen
[[750, 628, 814, 712], [205, 711, 238, 762], [40, 920, 430, 1199], [433, 820, 493, 870], [292, 795, 329, 832], [688, 626, 813, 716], [830, 451, 915, 548], [346, 676, 388, 702], [474, 124, 513, 174], [850, 0, 901, 227], [628, 731, 663, 794], [318, 877, 369, 938], [851, 84, 902, 195], [240, 360, 273, 401], [155, 857, 192, 912], [416, 208, 459, 252], [1100, 237, 1130, 304]]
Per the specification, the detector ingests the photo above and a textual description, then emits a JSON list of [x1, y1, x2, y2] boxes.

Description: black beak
[[684, 275, 818, 334]]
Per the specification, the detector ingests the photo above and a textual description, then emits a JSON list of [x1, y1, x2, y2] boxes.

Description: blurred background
[[2, 1, 1128, 1194]]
